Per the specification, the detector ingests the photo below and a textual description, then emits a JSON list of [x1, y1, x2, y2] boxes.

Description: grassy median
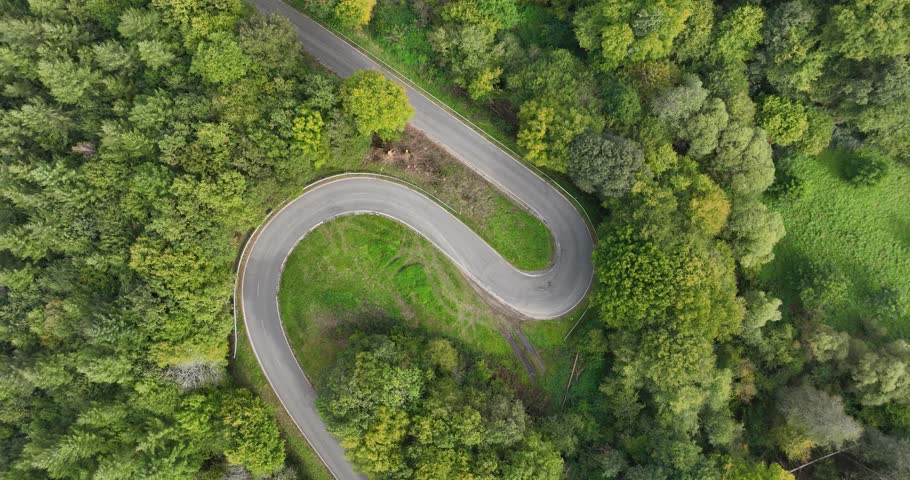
[[276, 215, 525, 384]]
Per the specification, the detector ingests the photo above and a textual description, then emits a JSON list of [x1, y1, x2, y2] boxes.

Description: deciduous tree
[[568, 132, 647, 198], [340, 70, 414, 141]]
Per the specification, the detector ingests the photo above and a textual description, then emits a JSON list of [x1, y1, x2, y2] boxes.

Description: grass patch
[[360, 127, 553, 270], [520, 305, 605, 412], [277, 215, 527, 385], [759, 150, 910, 337], [485, 196, 551, 270]]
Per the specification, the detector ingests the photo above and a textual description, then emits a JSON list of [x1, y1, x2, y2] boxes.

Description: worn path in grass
[[242, 1, 595, 479]]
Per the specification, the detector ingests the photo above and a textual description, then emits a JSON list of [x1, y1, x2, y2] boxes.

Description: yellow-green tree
[[334, 0, 376, 28], [340, 70, 414, 141], [574, 0, 692, 72]]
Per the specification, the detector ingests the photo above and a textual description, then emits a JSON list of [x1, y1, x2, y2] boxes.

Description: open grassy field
[[276, 215, 528, 385], [759, 150, 910, 337]]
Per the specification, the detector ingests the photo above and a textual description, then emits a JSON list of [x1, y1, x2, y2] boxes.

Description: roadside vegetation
[[233, 320, 334, 480], [276, 215, 521, 380], [317, 331, 563, 479], [350, 127, 553, 270]]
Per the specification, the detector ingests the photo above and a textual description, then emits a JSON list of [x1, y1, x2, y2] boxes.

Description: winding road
[[240, 1, 595, 478]]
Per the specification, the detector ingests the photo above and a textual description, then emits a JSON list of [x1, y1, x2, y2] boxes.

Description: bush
[[843, 149, 892, 186], [768, 156, 808, 201], [758, 95, 808, 146]]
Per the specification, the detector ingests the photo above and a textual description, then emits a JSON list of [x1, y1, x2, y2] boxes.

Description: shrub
[[758, 95, 808, 146]]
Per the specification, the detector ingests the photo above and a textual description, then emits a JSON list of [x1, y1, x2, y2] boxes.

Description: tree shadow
[[890, 215, 910, 250]]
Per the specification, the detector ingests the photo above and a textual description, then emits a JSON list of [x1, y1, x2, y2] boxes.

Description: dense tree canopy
[[318, 333, 563, 480], [568, 132, 646, 198], [5, 0, 910, 478], [574, 0, 691, 72]]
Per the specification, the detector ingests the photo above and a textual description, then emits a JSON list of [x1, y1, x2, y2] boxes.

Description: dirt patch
[[365, 126, 496, 220], [367, 127, 441, 179]]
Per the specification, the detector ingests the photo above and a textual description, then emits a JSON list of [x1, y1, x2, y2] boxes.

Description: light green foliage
[[650, 74, 709, 131], [850, 341, 910, 406], [439, 0, 519, 32], [568, 132, 647, 198], [319, 339, 428, 432], [429, 24, 503, 100], [238, 13, 305, 75], [689, 174, 731, 236], [292, 108, 325, 153], [740, 290, 782, 344], [340, 70, 414, 141], [426, 339, 459, 373], [118, 7, 167, 40], [723, 197, 785, 270], [574, 0, 692, 72], [758, 95, 808, 146], [516, 98, 583, 172], [91, 39, 136, 71], [763, 1, 826, 97], [36, 56, 99, 104], [683, 97, 729, 158], [717, 456, 794, 480], [334, 0, 376, 28], [508, 49, 603, 172], [852, 57, 910, 162], [594, 223, 742, 342], [152, 0, 246, 46], [507, 49, 600, 106], [777, 383, 863, 451], [501, 433, 565, 480], [221, 389, 287, 475], [708, 122, 774, 195], [191, 31, 251, 84], [137, 39, 176, 69], [650, 79, 771, 196], [709, 5, 764, 65], [822, 0, 910, 61], [318, 333, 562, 479], [796, 107, 833, 156], [673, 0, 713, 63], [803, 322, 849, 363]]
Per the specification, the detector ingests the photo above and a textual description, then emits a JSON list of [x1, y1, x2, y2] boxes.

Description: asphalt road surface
[[241, 1, 595, 478]]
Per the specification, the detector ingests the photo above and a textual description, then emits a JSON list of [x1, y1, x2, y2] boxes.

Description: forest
[[0, 0, 410, 477], [1, 0, 909, 479]]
